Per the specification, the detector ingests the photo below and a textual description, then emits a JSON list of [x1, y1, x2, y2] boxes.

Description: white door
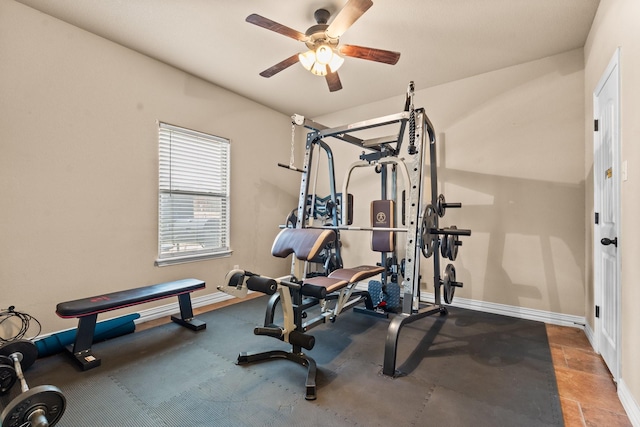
[[593, 48, 620, 380]]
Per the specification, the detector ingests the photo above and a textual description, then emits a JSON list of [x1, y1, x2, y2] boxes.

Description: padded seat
[[327, 265, 385, 283], [56, 279, 205, 318], [302, 276, 348, 294], [302, 265, 384, 296]]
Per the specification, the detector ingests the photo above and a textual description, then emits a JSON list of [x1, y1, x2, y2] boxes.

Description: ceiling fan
[[246, 0, 401, 92]]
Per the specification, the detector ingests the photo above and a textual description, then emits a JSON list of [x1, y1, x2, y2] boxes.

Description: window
[[156, 122, 230, 266]]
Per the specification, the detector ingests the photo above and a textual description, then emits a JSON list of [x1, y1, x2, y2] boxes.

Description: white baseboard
[[133, 291, 236, 324], [584, 321, 596, 349], [439, 294, 586, 328], [138, 288, 586, 329], [354, 283, 586, 328], [618, 379, 640, 427]]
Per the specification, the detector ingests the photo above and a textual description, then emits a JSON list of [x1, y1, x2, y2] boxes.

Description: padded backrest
[[271, 228, 336, 261], [371, 200, 395, 252]]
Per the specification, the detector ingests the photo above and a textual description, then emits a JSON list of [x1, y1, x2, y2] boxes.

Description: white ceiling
[[17, 0, 599, 118]]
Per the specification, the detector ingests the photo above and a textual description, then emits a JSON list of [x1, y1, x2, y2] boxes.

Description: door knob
[[601, 237, 618, 247]]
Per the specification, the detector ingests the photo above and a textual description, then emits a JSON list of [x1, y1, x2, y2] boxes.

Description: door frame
[[593, 47, 621, 381]]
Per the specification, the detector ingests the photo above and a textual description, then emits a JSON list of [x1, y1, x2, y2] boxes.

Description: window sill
[[155, 250, 232, 267]]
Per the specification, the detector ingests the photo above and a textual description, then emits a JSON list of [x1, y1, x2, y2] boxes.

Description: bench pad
[[56, 278, 205, 318], [327, 265, 385, 283], [302, 265, 384, 295]]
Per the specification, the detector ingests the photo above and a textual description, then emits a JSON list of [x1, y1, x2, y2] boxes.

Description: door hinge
[[595, 212, 599, 224], [594, 119, 599, 131], [595, 305, 600, 318]]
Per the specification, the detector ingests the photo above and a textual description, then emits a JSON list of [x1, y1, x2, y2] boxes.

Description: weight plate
[[436, 194, 446, 217], [0, 340, 38, 371], [447, 225, 459, 261], [442, 264, 456, 304], [420, 204, 437, 258], [440, 235, 448, 259], [0, 355, 12, 367], [1, 385, 67, 427], [0, 363, 17, 395]]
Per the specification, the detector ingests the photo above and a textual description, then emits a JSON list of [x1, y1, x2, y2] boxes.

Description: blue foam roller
[[35, 313, 140, 357]]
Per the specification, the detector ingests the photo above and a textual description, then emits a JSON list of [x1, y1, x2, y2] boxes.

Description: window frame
[[155, 122, 231, 266]]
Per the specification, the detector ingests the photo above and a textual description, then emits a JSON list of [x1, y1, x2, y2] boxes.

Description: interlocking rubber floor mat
[[16, 296, 563, 426]]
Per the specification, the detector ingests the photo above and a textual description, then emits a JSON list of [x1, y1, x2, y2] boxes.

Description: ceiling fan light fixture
[[315, 44, 333, 65], [299, 46, 344, 76], [298, 50, 316, 71], [311, 61, 328, 76], [328, 53, 344, 73]]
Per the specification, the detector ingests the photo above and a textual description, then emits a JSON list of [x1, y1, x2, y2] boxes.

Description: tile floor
[[139, 300, 633, 426], [546, 324, 632, 426]]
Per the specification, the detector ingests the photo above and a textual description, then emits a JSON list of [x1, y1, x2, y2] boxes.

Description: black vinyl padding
[[56, 278, 205, 318], [246, 276, 278, 295]]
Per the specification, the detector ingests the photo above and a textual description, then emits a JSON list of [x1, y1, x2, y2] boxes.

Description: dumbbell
[[0, 340, 66, 427]]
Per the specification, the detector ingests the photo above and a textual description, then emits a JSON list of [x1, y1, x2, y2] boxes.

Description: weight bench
[[219, 228, 383, 400], [56, 278, 206, 370]]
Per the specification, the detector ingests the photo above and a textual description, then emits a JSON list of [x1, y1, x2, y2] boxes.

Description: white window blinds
[[157, 122, 230, 265]]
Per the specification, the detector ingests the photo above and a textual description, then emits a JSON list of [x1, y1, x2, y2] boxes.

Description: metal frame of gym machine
[[289, 82, 469, 377]]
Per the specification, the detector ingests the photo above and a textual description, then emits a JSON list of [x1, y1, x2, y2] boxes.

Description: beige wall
[[7, 0, 633, 409], [316, 49, 586, 316], [0, 1, 299, 334], [585, 0, 640, 409]]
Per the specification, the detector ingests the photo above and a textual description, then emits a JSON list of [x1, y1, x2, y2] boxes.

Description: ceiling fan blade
[[339, 45, 401, 65], [325, 72, 343, 92], [246, 14, 307, 41], [326, 0, 373, 39], [259, 54, 301, 78]]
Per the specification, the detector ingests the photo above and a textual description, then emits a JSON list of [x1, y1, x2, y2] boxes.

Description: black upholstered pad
[[56, 278, 205, 318], [302, 265, 383, 294], [302, 276, 348, 294], [371, 200, 395, 252], [271, 228, 336, 261], [328, 265, 384, 283]]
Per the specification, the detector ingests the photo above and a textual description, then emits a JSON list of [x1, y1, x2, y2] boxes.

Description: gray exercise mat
[[20, 296, 563, 426]]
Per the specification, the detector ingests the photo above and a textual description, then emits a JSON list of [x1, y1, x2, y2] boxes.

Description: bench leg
[[171, 293, 206, 331], [66, 314, 102, 371]]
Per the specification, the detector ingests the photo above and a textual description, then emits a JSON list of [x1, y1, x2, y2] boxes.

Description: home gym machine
[[219, 82, 471, 398], [0, 339, 67, 427], [289, 82, 471, 377]]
